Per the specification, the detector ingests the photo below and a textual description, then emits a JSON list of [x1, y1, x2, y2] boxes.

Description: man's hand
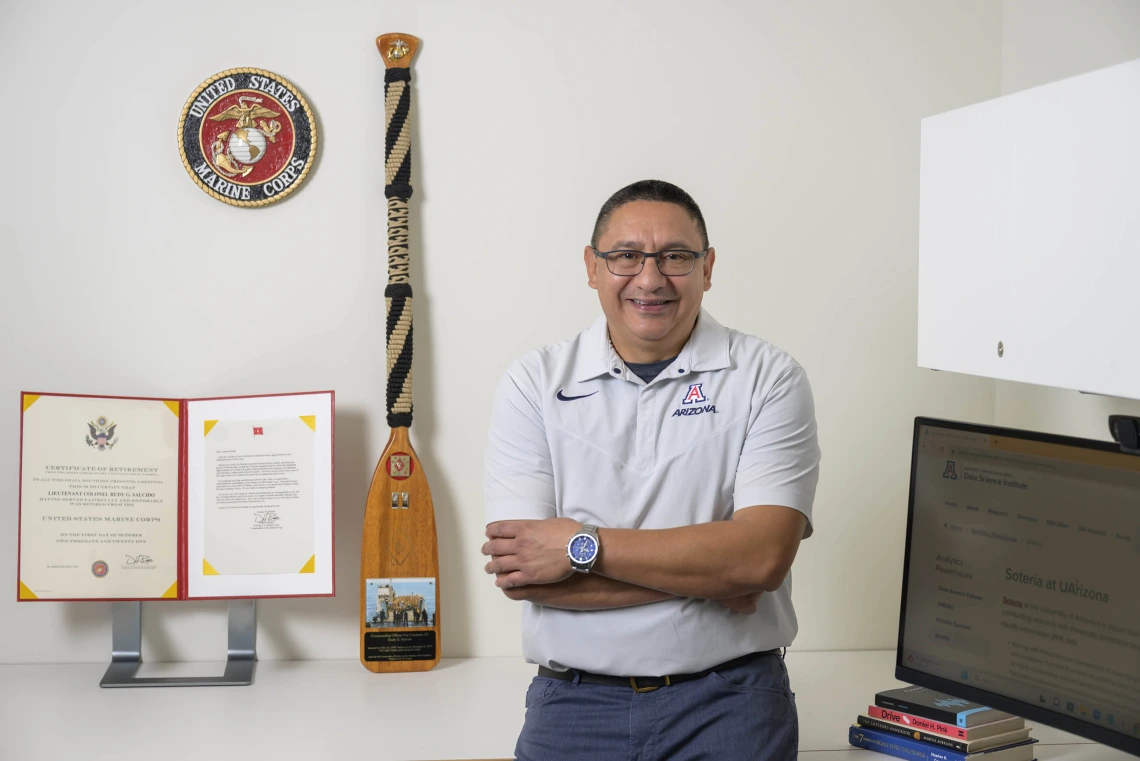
[[483, 518, 581, 588], [716, 592, 761, 614]]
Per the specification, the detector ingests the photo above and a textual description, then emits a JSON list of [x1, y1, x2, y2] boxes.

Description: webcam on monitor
[[1108, 415, 1140, 455]]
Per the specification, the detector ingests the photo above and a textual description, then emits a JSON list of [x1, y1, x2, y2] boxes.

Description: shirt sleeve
[[733, 364, 821, 538], [483, 363, 557, 525]]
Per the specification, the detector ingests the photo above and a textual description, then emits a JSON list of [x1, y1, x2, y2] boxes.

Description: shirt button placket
[[635, 383, 655, 471]]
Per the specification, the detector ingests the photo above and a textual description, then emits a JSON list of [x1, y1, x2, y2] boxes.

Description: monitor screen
[[896, 417, 1140, 756]]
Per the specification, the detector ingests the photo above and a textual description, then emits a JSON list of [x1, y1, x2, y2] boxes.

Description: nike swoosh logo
[[556, 389, 598, 402]]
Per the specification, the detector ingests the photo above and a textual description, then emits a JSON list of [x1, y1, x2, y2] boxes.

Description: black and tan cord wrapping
[[384, 68, 414, 429]]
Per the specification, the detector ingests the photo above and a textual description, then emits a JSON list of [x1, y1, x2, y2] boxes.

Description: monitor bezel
[[895, 416, 1140, 757]]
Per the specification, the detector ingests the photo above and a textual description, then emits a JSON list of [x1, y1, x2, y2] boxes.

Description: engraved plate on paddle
[[364, 631, 436, 662], [363, 576, 437, 662]]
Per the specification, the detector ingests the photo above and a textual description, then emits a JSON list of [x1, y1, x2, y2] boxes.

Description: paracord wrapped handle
[[377, 34, 420, 429]]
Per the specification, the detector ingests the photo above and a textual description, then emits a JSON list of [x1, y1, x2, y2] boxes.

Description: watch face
[[569, 534, 598, 564]]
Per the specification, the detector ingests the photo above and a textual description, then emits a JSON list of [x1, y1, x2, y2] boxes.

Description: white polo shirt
[[483, 308, 820, 676]]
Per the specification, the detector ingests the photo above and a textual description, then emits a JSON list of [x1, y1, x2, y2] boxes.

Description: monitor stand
[[99, 600, 257, 687]]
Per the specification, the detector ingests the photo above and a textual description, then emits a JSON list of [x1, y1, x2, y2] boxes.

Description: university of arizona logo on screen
[[943, 461, 958, 479], [673, 383, 717, 417]]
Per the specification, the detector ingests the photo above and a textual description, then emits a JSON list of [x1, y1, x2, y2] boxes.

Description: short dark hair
[[590, 179, 709, 250]]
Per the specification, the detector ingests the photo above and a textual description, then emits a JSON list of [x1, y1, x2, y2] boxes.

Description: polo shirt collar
[[679, 308, 732, 374], [573, 308, 731, 383]]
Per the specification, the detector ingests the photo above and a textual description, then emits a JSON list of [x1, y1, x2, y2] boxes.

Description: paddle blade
[[360, 427, 441, 672]]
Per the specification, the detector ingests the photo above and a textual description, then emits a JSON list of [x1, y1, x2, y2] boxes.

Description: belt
[[536, 648, 783, 693]]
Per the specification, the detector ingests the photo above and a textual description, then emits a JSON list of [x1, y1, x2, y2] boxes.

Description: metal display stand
[[99, 600, 257, 688]]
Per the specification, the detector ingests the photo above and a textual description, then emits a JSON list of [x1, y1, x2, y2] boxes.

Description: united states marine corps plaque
[[177, 68, 316, 207]]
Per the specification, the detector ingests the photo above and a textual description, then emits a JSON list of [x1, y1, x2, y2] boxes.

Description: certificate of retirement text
[[19, 396, 179, 599]]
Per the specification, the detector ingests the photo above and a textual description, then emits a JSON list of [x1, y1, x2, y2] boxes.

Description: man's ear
[[585, 246, 599, 290], [703, 247, 716, 292]]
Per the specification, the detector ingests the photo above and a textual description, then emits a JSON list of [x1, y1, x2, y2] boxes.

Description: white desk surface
[[1, 650, 1133, 760]]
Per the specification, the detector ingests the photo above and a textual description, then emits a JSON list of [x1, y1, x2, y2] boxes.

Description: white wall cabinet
[[918, 57, 1140, 400]]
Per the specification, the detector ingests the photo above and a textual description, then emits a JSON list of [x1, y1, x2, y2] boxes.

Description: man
[[482, 179, 821, 760]]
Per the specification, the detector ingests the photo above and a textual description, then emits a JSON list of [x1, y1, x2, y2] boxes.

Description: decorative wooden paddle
[[360, 32, 441, 672]]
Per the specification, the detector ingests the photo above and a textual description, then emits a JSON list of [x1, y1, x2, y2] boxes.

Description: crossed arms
[[483, 358, 819, 613], [481, 504, 808, 612]]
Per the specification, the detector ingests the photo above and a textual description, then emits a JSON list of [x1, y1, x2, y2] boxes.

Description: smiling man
[[482, 179, 821, 760]]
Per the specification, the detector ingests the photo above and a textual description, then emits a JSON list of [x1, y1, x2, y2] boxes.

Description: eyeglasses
[[592, 247, 708, 277]]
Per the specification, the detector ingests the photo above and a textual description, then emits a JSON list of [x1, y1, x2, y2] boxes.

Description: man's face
[[585, 200, 715, 361]]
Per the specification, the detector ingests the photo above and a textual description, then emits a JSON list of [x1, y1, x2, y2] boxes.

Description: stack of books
[[849, 685, 1038, 761]]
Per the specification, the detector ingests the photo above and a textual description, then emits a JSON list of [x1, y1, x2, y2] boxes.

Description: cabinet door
[[918, 58, 1140, 401], [918, 96, 1020, 385]]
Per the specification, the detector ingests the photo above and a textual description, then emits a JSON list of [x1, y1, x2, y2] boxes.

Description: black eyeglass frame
[[590, 246, 710, 277]]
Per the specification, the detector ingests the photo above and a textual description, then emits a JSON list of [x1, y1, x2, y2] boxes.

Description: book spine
[[869, 706, 966, 739], [850, 726, 966, 761], [875, 694, 961, 725], [858, 715, 969, 753]]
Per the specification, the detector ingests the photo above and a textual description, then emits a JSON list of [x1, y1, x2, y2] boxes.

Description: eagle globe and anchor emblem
[[208, 96, 282, 178], [178, 67, 317, 207]]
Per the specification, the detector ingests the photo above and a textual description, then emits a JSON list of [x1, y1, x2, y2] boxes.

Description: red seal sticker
[[387, 453, 413, 481], [92, 561, 109, 578]]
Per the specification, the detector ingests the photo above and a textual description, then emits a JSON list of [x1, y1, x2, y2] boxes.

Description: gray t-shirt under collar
[[625, 356, 679, 384]]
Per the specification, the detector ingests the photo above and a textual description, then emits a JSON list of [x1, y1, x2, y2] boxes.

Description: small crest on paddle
[[386, 452, 413, 480], [376, 33, 420, 68]]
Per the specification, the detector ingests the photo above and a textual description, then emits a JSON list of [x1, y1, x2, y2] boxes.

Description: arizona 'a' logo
[[673, 383, 717, 417], [682, 383, 708, 405], [86, 415, 117, 450], [178, 68, 317, 207], [943, 461, 957, 479]]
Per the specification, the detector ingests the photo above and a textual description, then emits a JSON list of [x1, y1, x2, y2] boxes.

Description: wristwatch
[[566, 524, 600, 573]]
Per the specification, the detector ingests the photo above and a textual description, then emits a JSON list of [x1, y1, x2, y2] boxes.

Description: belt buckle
[[629, 675, 671, 693]]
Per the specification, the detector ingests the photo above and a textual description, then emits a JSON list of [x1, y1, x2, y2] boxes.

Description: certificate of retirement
[[18, 395, 180, 600], [19, 389, 335, 601]]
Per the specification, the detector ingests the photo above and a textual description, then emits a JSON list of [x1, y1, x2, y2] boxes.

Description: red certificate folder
[[17, 390, 335, 602]]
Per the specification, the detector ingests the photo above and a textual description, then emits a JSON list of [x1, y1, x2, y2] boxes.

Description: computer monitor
[[895, 417, 1140, 757]]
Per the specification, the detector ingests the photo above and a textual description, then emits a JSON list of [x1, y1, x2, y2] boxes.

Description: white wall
[[994, 0, 1140, 438], [0, 0, 1001, 664]]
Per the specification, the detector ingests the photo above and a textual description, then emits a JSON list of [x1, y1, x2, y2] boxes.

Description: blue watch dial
[[569, 535, 598, 563]]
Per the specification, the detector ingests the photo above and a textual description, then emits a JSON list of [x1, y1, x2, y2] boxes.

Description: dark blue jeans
[[515, 652, 798, 761]]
